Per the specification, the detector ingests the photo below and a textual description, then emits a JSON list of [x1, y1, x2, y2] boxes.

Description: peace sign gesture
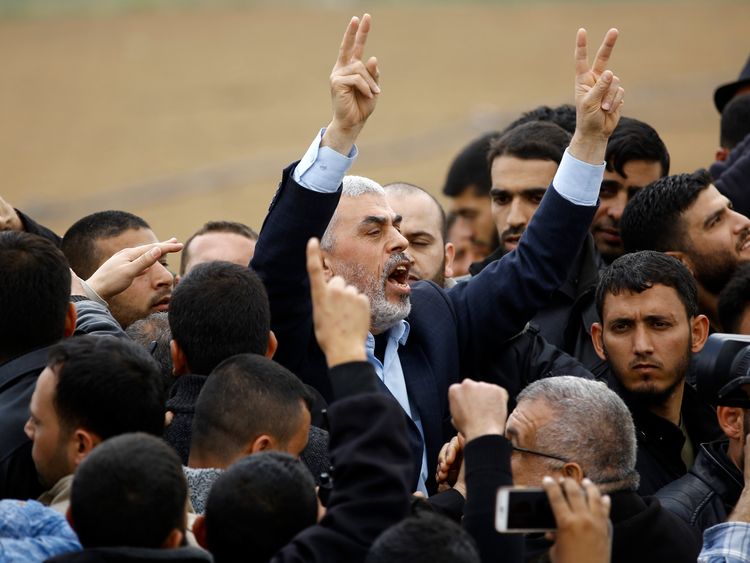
[[322, 14, 381, 155]]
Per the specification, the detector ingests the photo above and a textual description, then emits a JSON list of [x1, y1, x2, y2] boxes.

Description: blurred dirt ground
[[1, 1, 748, 268]]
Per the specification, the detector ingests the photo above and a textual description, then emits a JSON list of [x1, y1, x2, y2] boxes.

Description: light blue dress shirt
[[699, 522, 750, 563]]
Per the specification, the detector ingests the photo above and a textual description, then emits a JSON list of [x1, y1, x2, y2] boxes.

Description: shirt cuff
[[552, 148, 605, 206], [292, 128, 358, 193]]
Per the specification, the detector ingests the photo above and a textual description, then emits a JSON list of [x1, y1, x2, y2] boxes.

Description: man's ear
[[64, 302, 77, 338], [690, 314, 710, 354], [320, 253, 334, 282], [193, 515, 208, 549], [443, 242, 456, 281], [266, 331, 278, 359], [171, 340, 188, 376], [717, 406, 744, 440], [715, 147, 730, 163], [562, 462, 585, 483], [590, 322, 607, 361], [665, 251, 695, 276], [72, 429, 100, 468], [247, 435, 274, 454]]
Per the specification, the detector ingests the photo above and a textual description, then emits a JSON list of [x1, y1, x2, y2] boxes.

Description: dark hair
[[169, 261, 270, 375], [70, 433, 186, 548], [720, 93, 750, 150], [605, 117, 670, 178], [383, 182, 448, 242], [62, 210, 150, 278], [442, 131, 500, 197], [125, 312, 173, 391], [502, 103, 577, 135], [47, 335, 166, 439], [204, 451, 318, 563], [596, 251, 699, 320], [0, 232, 71, 361], [180, 220, 259, 275], [487, 121, 571, 166], [366, 511, 480, 563], [718, 263, 750, 333], [192, 354, 312, 464], [621, 170, 712, 254]]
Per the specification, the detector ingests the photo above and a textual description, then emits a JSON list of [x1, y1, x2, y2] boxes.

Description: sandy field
[[1, 1, 748, 269]]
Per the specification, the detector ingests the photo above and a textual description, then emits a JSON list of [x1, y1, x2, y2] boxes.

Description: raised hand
[[0, 196, 23, 232], [322, 14, 380, 155], [86, 239, 183, 301], [306, 237, 370, 367], [545, 477, 612, 563], [570, 28, 625, 164], [448, 379, 508, 442]]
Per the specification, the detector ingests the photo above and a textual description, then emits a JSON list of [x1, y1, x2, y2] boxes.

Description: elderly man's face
[[322, 193, 412, 334], [505, 398, 566, 486]]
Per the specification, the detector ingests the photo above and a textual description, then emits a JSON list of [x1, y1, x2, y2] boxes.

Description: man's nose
[[507, 199, 527, 229]]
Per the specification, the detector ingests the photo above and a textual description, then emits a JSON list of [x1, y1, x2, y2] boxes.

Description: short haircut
[[125, 312, 173, 389], [718, 263, 750, 333], [620, 169, 712, 254], [487, 121, 571, 166], [517, 376, 639, 493], [383, 182, 448, 243], [47, 335, 166, 439], [605, 117, 670, 178], [366, 511, 480, 563], [721, 93, 750, 150], [169, 261, 270, 375], [320, 175, 385, 252], [61, 210, 150, 279], [70, 433, 186, 548], [0, 232, 71, 361], [442, 131, 500, 197], [191, 354, 313, 464], [596, 250, 699, 320], [204, 451, 317, 563], [180, 220, 259, 276], [502, 103, 577, 135]]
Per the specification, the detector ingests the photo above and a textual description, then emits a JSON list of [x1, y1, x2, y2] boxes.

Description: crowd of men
[[2, 12, 750, 563]]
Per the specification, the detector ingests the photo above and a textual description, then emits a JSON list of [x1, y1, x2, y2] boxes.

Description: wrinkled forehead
[[333, 192, 397, 228]]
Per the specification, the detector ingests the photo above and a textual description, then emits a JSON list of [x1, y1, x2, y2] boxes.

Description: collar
[[366, 319, 411, 350]]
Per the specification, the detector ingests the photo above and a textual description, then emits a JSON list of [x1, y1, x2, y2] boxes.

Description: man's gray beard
[[335, 258, 411, 334]]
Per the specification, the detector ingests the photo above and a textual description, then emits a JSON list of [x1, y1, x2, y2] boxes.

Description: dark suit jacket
[[251, 162, 597, 493]]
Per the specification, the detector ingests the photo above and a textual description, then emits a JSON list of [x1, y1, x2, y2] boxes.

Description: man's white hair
[[321, 175, 385, 251]]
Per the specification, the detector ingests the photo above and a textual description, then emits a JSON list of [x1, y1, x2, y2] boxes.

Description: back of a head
[[0, 232, 71, 362], [502, 104, 577, 135], [720, 93, 750, 150], [71, 432, 186, 548], [488, 121, 572, 165], [517, 376, 639, 492], [48, 335, 166, 440], [169, 261, 270, 374], [719, 263, 750, 333], [596, 250, 699, 321], [620, 169, 712, 254], [180, 220, 259, 276], [606, 116, 670, 178], [204, 451, 317, 563], [192, 354, 312, 464], [61, 210, 149, 279], [366, 511, 479, 563], [442, 131, 500, 197]]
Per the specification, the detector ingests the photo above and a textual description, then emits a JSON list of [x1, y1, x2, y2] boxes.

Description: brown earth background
[[1, 0, 748, 272]]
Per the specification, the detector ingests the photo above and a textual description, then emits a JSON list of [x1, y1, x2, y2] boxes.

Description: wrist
[[569, 132, 607, 164], [321, 120, 363, 156], [324, 346, 367, 368], [462, 423, 506, 443]]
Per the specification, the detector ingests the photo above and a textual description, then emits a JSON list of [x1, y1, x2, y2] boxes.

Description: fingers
[[351, 13, 371, 62], [331, 71, 378, 99], [543, 476, 570, 522], [306, 237, 326, 303], [337, 16, 360, 67], [591, 28, 619, 76], [574, 28, 588, 77], [600, 74, 622, 112]]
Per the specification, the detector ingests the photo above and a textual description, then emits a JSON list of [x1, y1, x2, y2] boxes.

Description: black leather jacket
[[655, 440, 743, 534]]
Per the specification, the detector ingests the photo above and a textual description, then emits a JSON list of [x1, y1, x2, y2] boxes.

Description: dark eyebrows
[[359, 213, 402, 229], [703, 206, 726, 229]]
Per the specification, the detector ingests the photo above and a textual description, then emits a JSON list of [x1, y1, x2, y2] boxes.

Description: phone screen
[[496, 487, 556, 532]]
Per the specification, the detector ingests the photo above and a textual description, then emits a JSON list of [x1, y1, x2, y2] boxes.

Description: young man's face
[[446, 187, 496, 260], [592, 284, 707, 405], [591, 160, 663, 263], [680, 185, 750, 295], [25, 366, 76, 489], [94, 228, 174, 328], [490, 156, 557, 253]]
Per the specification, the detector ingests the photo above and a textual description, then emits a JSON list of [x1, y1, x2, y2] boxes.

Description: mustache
[[381, 252, 413, 278], [501, 225, 525, 242]]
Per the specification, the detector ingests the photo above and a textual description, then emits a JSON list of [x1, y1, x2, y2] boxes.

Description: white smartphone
[[495, 486, 556, 533]]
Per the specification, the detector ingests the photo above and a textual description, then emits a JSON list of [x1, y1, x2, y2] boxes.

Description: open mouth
[[152, 296, 171, 312], [386, 263, 411, 294]]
